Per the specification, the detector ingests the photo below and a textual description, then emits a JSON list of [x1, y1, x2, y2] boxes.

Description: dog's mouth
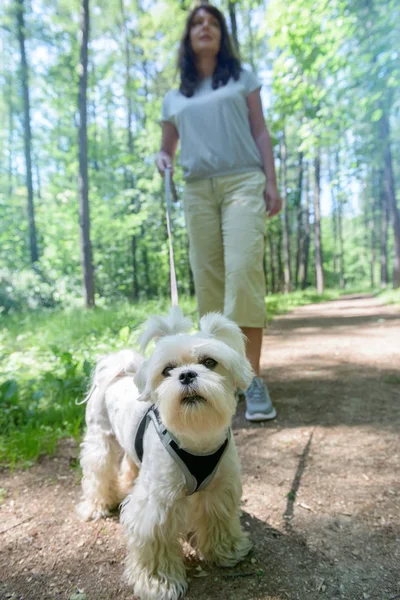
[[181, 393, 206, 405]]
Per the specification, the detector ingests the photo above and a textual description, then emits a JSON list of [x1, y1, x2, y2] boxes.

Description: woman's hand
[[264, 184, 282, 218], [156, 151, 174, 176]]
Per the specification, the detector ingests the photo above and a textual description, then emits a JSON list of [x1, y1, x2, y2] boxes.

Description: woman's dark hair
[[177, 4, 241, 97]]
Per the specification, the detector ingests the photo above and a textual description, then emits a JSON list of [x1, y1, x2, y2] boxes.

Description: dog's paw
[[76, 500, 113, 521], [208, 532, 253, 567], [125, 566, 187, 600]]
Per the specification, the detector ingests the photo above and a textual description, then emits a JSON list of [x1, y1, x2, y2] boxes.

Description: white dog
[[77, 308, 253, 600]]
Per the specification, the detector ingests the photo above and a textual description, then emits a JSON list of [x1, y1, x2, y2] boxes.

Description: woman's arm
[[247, 89, 281, 217], [156, 122, 179, 176]]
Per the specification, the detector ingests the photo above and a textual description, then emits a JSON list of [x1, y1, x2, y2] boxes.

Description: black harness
[[134, 405, 230, 495]]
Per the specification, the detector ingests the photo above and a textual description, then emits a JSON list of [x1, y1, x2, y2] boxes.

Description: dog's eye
[[202, 358, 217, 370], [162, 365, 174, 377]]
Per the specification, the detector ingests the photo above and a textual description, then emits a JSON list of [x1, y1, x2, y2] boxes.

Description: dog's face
[[134, 310, 253, 438]]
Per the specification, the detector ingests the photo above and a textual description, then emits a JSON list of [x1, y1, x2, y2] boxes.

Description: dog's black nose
[[179, 370, 197, 385]]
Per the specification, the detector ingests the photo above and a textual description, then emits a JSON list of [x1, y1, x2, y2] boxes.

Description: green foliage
[[265, 288, 341, 320], [0, 289, 353, 467], [0, 297, 198, 467], [0, 350, 86, 468], [376, 287, 400, 306], [1, 0, 399, 305], [0, 267, 65, 313], [0, 0, 398, 470]]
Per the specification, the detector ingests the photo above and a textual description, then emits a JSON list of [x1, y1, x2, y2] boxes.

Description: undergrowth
[[2, 287, 393, 468]]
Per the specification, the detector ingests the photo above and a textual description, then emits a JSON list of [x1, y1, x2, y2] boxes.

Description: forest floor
[[1, 294, 399, 600]]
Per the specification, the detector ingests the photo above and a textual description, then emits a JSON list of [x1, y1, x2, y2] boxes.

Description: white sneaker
[[245, 376, 277, 422]]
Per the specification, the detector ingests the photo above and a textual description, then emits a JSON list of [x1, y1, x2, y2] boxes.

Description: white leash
[[76, 169, 178, 407], [164, 167, 179, 307]]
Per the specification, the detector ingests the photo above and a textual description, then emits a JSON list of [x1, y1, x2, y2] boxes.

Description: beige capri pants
[[183, 169, 267, 328]]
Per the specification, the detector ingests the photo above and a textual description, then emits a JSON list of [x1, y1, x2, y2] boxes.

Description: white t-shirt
[[161, 68, 263, 181]]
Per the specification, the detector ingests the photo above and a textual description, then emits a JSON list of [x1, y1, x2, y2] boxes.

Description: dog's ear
[[134, 361, 153, 402], [199, 313, 247, 357], [232, 354, 254, 391], [139, 306, 192, 352]]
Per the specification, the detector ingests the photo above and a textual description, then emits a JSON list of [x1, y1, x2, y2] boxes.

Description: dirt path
[[1, 294, 399, 600]]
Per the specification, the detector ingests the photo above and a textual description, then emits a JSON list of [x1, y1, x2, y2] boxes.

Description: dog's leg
[[118, 453, 139, 498], [190, 478, 252, 567], [77, 427, 123, 521], [121, 486, 188, 600]]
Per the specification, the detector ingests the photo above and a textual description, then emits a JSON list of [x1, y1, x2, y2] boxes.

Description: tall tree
[[16, 0, 38, 264], [379, 170, 389, 288], [228, 0, 239, 53], [313, 151, 324, 293], [280, 126, 291, 293], [299, 162, 311, 290], [294, 152, 304, 289], [380, 112, 400, 288], [335, 151, 345, 290], [78, 0, 95, 307], [119, 0, 139, 301]]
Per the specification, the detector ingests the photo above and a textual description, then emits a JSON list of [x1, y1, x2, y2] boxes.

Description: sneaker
[[245, 376, 277, 422]]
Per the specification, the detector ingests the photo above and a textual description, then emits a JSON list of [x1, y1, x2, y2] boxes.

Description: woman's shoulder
[[163, 87, 182, 101], [238, 67, 261, 84], [237, 67, 262, 93], [161, 88, 184, 124]]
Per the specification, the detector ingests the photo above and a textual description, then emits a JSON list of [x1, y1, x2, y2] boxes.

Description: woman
[[156, 4, 281, 421]]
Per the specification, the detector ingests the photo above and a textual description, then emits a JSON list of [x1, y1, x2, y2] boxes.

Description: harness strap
[[134, 405, 153, 462], [134, 405, 230, 495]]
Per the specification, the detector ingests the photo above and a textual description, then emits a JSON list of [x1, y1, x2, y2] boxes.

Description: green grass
[[0, 298, 198, 468], [376, 286, 400, 306], [0, 287, 382, 468], [265, 288, 341, 320]]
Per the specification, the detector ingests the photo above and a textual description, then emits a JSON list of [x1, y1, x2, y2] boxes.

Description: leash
[[76, 167, 178, 406], [164, 167, 179, 307]]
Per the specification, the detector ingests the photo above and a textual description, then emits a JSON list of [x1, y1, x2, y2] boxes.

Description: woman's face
[[189, 9, 221, 58]]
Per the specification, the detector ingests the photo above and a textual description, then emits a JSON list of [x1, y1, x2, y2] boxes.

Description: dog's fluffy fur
[[77, 308, 254, 600]]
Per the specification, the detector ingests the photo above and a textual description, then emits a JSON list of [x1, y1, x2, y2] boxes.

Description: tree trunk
[[300, 162, 310, 290], [245, 9, 255, 72], [188, 251, 195, 297], [337, 198, 345, 290], [228, 0, 239, 54], [7, 72, 14, 198], [34, 152, 41, 200], [263, 244, 268, 291], [335, 150, 345, 289], [328, 154, 338, 278], [131, 235, 139, 300], [268, 234, 276, 294], [106, 89, 114, 149], [313, 150, 324, 293], [90, 66, 99, 172], [368, 179, 376, 288], [78, 0, 95, 307], [120, 0, 139, 301], [120, 0, 134, 159], [380, 113, 400, 288], [280, 128, 291, 293], [380, 169, 388, 288], [16, 0, 38, 264], [295, 152, 304, 290], [277, 225, 284, 292]]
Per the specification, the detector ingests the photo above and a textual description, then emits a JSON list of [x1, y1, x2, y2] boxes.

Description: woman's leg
[[240, 326, 262, 376], [219, 171, 267, 329], [218, 171, 277, 421], [183, 179, 225, 316]]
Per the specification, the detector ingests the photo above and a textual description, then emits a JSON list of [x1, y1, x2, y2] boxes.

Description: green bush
[[0, 298, 196, 467], [0, 267, 61, 313], [1, 289, 367, 467]]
